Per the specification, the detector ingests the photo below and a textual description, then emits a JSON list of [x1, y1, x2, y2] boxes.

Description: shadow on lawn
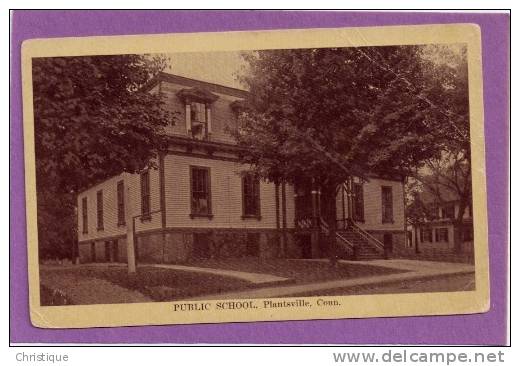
[[40, 266, 253, 303], [39, 259, 408, 304]]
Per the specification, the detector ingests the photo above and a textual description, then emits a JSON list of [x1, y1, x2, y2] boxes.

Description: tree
[[412, 151, 472, 253], [405, 179, 436, 254], [33, 54, 174, 259], [234, 45, 460, 261], [408, 45, 472, 253]]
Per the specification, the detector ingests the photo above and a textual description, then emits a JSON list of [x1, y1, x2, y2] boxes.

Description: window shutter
[[206, 106, 212, 134], [185, 103, 191, 133]]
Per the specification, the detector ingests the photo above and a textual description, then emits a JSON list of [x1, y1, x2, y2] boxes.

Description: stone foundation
[[367, 230, 406, 257], [78, 237, 127, 264], [79, 229, 301, 264], [136, 229, 300, 263]]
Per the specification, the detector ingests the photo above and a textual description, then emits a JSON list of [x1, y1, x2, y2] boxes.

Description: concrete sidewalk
[[188, 259, 475, 300]]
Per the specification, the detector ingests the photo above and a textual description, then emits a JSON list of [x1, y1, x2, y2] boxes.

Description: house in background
[[407, 186, 474, 262], [77, 73, 407, 264]]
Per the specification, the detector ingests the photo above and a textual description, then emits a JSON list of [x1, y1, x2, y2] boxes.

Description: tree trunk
[[414, 225, 420, 254], [72, 200, 80, 264], [281, 182, 288, 258], [321, 184, 338, 266], [275, 181, 282, 257], [453, 199, 468, 254]]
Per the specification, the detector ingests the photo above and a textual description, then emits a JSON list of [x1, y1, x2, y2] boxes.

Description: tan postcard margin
[[21, 24, 489, 329]]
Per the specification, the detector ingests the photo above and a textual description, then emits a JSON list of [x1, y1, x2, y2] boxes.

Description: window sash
[[82, 197, 88, 234], [190, 102, 206, 123], [420, 228, 432, 243], [353, 183, 364, 221], [435, 228, 449, 242], [381, 186, 393, 223], [444, 204, 455, 219], [96, 190, 104, 230], [191, 167, 211, 215], [243, 174, 260, 217], [117, 181, 125, 225], [141, 171, 150, 217]]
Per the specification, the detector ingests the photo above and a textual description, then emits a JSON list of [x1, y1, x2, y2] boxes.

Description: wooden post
[[73, 205, 79, 264], [275, 181, 281, 256], [125, 185, 136, 274], [341, 184, 346, 229], [310, 178, 320, 257], [281, 182, 287, 258], [346, 176, 353, 222], [415, 226, 420, 254], [311, 179, 318, 228]]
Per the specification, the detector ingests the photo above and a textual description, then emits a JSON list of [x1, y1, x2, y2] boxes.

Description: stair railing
[[350, 223, 385, 252], [320, 218, 355, 254]]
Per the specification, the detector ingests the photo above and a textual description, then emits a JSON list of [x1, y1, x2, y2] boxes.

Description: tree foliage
[[236, 45, 468, 186], [33, 54, 173, 259], [235, 45, 470, 257]]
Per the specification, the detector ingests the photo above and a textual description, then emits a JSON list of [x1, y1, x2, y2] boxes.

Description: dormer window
[[177, 87, 219, 141], [189, 102, 207, 140], [190, 102, 207, 124]]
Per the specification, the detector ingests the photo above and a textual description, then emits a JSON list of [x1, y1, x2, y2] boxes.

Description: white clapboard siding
[[77, 174, 127, 242], [335, 177, 405, 232], [164, 154, 294, 229]]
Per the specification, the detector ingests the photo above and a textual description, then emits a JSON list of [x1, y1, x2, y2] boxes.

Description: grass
[[40, 284, 73, 306], [39, 259, 408, 304], [40, 266, 252, 303], [182, 258, 406, 284]]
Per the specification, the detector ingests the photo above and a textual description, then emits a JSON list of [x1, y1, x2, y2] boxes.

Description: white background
[[4, 3, 513, 364]]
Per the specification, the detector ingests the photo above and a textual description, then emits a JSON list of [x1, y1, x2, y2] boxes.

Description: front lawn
[[183, 258, 406, 284], [40, 266, 252, 304], [40, 259, 407, 305]]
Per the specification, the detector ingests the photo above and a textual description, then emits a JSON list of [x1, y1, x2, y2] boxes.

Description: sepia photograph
[[21, 25, 489, 328]]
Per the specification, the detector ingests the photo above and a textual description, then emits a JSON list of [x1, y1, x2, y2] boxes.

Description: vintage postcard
[[22, 24, 489, 328]]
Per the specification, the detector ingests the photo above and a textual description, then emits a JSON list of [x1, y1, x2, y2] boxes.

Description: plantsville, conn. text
[[173, 299, 341, 312]]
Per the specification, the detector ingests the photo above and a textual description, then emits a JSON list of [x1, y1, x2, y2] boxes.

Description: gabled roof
[[143, 72, 249, 99]]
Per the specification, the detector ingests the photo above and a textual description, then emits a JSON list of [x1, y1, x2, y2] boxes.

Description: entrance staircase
[[320, 219, 386, 261]]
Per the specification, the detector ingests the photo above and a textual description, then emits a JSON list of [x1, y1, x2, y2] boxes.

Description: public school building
[[77, 73, 409, 264]]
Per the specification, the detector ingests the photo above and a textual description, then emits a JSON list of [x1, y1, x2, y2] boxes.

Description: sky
[[164, 51, 248, 90], [161, 44, 464, 91]]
